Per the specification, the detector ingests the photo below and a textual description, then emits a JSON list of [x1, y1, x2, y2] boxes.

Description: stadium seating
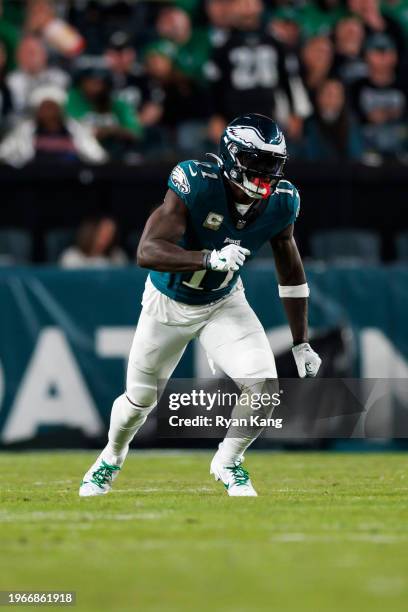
[[395, 232, 408, 262], [310, 229, 381, 265], [0, 229, 32, 265], [45, 228, 76, 263], [126, 230, 142, 260]]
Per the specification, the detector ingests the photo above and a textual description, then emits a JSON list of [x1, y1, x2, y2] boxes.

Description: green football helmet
[[218, 113, 287, 199]]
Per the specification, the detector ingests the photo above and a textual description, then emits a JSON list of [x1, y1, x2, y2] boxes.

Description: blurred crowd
[[0, 0, 407, 166]]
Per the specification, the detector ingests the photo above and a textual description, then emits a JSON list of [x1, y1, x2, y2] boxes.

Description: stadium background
[[0, 0, 407, 448]]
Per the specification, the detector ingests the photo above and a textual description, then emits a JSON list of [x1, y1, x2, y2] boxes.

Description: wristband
[[278, 283, 310, 298], [202, 252, 211, 270]]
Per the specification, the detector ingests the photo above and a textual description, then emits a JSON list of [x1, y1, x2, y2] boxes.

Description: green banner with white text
[[0, 265, 407, 446]]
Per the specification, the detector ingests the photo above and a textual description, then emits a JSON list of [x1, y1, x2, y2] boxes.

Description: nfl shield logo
[[203, 212, 224, 230]]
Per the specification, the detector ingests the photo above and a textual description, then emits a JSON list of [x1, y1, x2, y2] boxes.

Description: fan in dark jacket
[[303, 78, 364, 161]]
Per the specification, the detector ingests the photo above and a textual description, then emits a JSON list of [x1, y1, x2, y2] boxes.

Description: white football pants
[[126, 276, 277, 403], [106, 276, 277, 464]]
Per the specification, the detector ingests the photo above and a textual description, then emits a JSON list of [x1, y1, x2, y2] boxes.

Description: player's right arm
[[138, 157, 251, 273], [137, 189, 204, 272], [137, 187, 249, 273]]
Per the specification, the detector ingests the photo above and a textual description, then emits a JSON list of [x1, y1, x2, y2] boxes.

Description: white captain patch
[[171, 165, 191, 194], [225, 125, 286, 155], [203, 212, 224, 230]]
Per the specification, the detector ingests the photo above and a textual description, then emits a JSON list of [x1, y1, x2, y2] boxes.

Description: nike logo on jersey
[[189, 165, 197, 176]]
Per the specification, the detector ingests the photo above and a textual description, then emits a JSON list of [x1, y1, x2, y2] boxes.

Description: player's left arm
[[271, 224, 321, 377], [270, 223, 307, 344]]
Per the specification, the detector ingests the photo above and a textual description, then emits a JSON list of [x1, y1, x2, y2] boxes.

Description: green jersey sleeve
[[168, 160, 202, 208], [275, 180, 301, 227]]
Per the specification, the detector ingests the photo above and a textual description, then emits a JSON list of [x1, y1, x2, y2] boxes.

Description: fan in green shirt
[[0, 0, 24, 71], [66, 68, 143, 159], [155, 7, 212, 83], [67, 86, 142, 134], [66, 70, 142, 134], [174, 27, 212, 83], [299, 1, 347, 38], [382, 0, 408, 37], [174, 0, 202, 20]]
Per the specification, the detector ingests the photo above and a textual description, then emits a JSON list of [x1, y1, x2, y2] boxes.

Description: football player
[[80, 113, 321, 498]]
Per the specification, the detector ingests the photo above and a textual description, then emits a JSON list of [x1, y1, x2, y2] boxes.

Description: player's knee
[[125, 381, 157, 410], [126, 357, 159, 408]]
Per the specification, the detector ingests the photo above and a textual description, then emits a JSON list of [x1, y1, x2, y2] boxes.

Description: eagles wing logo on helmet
[[171, 165, 191, 194], [226, 125, 286, 154]]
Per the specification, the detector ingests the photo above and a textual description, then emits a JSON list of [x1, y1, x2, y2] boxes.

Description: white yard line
[[0, 510, 170, 523], [269, 533, 407, 543]]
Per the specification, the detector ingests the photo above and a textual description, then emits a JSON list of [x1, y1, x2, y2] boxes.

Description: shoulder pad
[[168, 161, 197, 202], [275, 180, 300, 222], [168, 160, 220, 205]]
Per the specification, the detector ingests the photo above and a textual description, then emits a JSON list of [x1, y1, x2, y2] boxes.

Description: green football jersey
[[150, 160, 300, 305]]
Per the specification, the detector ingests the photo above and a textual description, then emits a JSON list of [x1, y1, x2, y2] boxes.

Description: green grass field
[[0, 451, 407, 612]]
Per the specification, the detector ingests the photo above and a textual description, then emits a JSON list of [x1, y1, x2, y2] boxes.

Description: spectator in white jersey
[[6, 35, 70, 118], [0, 85, 107, 167]]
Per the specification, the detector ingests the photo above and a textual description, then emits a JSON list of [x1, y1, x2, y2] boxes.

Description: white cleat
[[210, 452, 258, 497], [79, 450, 122, 497]]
